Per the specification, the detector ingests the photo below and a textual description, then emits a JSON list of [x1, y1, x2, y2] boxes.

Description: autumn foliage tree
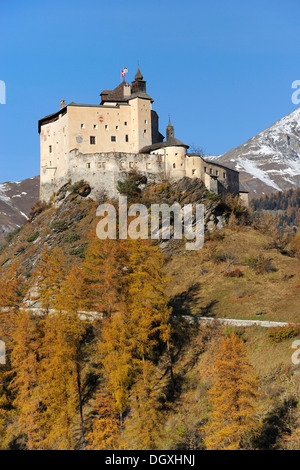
[[123, 360, 165, 450], [203, 333, 259, 450], [10, 310, 44, 449], [87, 381, 121, 450]]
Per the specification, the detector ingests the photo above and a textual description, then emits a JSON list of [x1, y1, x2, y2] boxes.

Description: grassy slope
[[165, 227, 300, 323]]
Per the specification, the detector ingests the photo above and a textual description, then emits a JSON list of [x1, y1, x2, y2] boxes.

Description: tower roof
[[166, 116, 174, 140], [140, 116, 189, 153], [135, 67, 143, 81], [139, 137, 189, 153]]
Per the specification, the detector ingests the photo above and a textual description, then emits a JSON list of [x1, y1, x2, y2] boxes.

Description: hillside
[[1, 178, 299, 324], [211, 107, 300, 198], [0, 177, 299, 450], [0, 176, 39, 245], [252, 187, 300, 227]]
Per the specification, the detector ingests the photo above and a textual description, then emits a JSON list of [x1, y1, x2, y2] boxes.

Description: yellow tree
[[38, 311, 79, 450], [98, 238, 171, 422], [122, 239, 173, 391], [0, 367, 10, 450], [38, 264, 90, 450], [123, 360, 165, 450], [9, 310, 45, 449], [0, 261, 28, 338], [56, 265, 91, 449], [203, 333, 259, 450], [34, 246, 67, 311], [87, 381, 121, 450], [99, 306, 136, 419], [82, 235, 122, 315]]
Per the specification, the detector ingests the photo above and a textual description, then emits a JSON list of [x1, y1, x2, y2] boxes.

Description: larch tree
[[38, 310, 79, 450], [34, 246, 67, 311], [203, 333, 259, 450], [82, 235, 122, 315], [9, 310, 45, 449], [38, 263, 90, 450], [0, 261, 28, 338], [123, 239, 171, 362], [0, 366, 10, 450], [98, 238, 171, 424], [56, 264, 91, 449], [87, 380, 121, 450], [123, 360, 165, 450]]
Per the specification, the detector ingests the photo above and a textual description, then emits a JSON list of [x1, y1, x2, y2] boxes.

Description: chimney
[[60, 99, 66, 109], [123, 83, 131, 98]]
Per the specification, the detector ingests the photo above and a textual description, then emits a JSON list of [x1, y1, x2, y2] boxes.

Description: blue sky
[[0, 0, 300, 182]]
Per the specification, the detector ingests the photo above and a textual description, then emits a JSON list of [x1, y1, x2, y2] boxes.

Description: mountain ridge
[[211, 106, 300, 197], [0, 176, 39, 244]]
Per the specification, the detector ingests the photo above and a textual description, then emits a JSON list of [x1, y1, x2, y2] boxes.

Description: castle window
[[94, 124, 98, 129], [143, 129, 147, 134], [105, 125, 109, 130], [124, 121, 128, 126], [87, 163, 91, 169], [81, 124, 85, 129], [210, 168, 213, 175], [173, 163, 176, 168], [49, 145, 52, 153], [129, 162, 133, 168], [204, 166, 207, 173], [111, 136, 116, 142], [223, 172, 226, 178], [90, 136, 96, 145], [97, 162, 105, 169], [216, 170, 219, 176], [120, 161, 126, 169], [145, 120, 147, 124], [125, 135, 129, 142], [116, 126, 119, 130], [192, 169, 196, 175]]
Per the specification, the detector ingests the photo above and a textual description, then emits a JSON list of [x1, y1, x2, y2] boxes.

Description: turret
[[131, 67, 147, 94], [166, 116, 174, 140]]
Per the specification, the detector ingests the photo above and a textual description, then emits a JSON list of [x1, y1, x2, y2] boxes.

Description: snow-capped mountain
[[0, 176, 39, 245], [212, 107, 300, 197]]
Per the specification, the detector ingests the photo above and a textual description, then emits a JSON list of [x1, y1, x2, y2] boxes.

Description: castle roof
[[127, 91, 153, 102], [140, 136, 189, 153], [100, 81, 130, 104], [100, 72, 154, 104], [38, 102, 123, 133], [204, 159, 239, 173], [140, 117, 188, 153]]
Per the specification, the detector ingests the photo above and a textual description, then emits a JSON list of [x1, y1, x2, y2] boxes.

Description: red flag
[[121, 70, 125, 78]]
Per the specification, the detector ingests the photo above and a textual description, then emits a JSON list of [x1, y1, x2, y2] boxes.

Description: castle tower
[[131, 67, 147, 94], [129, 67, 153, 151], [166, 116, 174, 140]]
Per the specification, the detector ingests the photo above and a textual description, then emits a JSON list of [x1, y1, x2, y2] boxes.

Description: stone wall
[[40, 150, 165, 201]]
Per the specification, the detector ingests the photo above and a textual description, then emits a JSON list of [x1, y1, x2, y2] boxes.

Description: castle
[[39, 68, 247, 204]]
